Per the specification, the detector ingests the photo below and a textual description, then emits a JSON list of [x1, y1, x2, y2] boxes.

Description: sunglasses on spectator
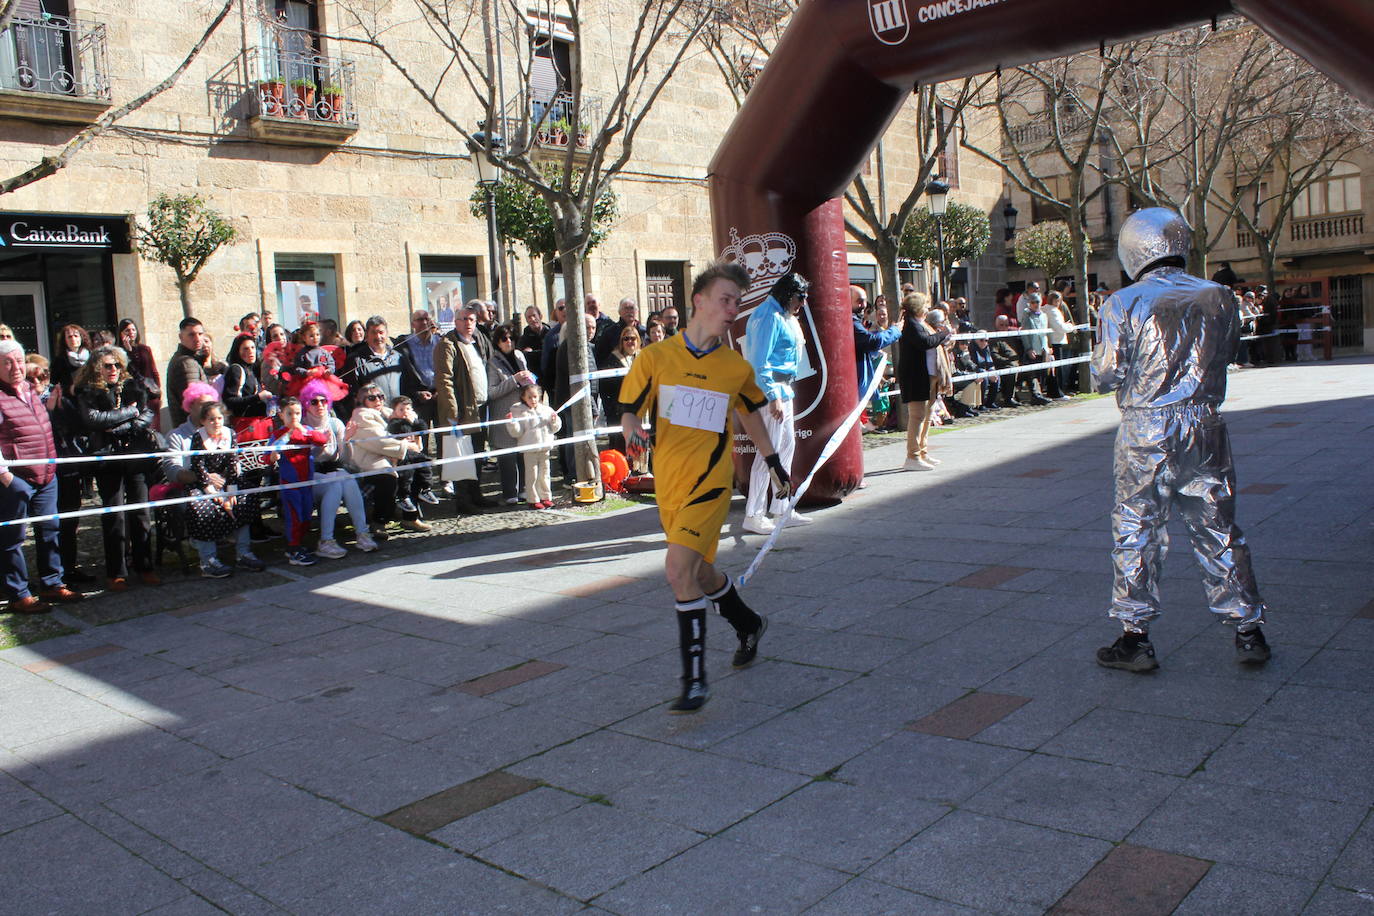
[[99, 362, 120, 370], [364, 393, 383, 401], [622, 336, 638, 342], [309, 397, 329, 405]]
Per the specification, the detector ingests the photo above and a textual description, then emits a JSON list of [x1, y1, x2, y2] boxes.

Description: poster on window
[[279, 281, 322, 328], [424, 277, 464, 333]]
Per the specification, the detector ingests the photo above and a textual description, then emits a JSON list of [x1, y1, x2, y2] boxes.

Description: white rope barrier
[[0, 423, 624, 529], [948, 323, 1090, 342], [738, 354, 888, 589], [948, 354, 1091, 386]]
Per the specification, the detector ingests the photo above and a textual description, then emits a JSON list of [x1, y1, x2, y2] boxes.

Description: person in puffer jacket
[[346, 383, 423, 534], [505, 384, 560, 509]]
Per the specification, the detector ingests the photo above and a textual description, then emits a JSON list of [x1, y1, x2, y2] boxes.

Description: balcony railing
[[502, 90, 603, 153], [1290, 214, 1364, 242], [0, 15, 110, 121], [244, 45, 357, 128], [1005, 112, 1091, 147], [1235, 228, 1257, 248]]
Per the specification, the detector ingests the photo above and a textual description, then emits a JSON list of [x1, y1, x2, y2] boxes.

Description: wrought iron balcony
[[502, 90, 603, 155], [1290, 213, 1364, 243], [0, 14, 111, 123], [243, 45, 357, 144], [1005, 112, 1092, 148]]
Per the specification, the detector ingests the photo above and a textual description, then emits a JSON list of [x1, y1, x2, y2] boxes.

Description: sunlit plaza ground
[[1, 357, 1371, 914]]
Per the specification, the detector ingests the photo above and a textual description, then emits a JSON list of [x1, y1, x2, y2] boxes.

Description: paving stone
[[141, 895, 231, 915], [722, 780, 947, 873], [0, 680, 131, 748], [804, 879, 980, 915], [607, 752, 808, 834], [797, 672, 968, 732], [1039, 707, 1235, 776], [240, 821, 583, 914], [712, 659, 857, 710], [1248, 685, 1374, 740], [423, 704, 598, 772], [507, 730, 699, 795], [516, 672, 664, 726], [595, 835, 849, 915], [430, 785, 585, 853], [711, 705, 896, 776], [1196, 726, 1374, 804], [611, 694, 783, 750], [966, 754, 1181, 842], [865, 811, 1111, 915], [107, 762, 370, 876], [1172, 864, 1317, 915], [0, 814, 187, 914], [837, 732, 1027, 805], [908, 691, 1030, 739], [382, 770, 540, 836], [1129, 780, 1365, 880], [874, 617, 1078, 688], [1049, 843, 1211, 915], [477, 802, 702, 900], [1328, 812, 1374, 893], [1303, 884, 1374, 915], [0, 774, 62, 835]]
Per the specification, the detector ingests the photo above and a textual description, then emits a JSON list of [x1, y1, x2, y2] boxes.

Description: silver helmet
[[1117, 207, 1191, 281]]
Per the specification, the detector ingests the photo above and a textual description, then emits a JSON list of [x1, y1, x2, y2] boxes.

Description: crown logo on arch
[[720, 228, 797, 293]]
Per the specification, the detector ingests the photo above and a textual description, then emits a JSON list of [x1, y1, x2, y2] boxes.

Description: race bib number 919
[[660, 384, 729, 433]]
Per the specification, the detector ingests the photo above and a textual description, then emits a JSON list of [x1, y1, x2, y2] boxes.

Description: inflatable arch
[[714, 0, 1374, 501]]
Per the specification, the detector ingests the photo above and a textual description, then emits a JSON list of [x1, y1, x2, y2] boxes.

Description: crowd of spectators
[[854, 283, 1085, 470], [0, 294, 683, 611]]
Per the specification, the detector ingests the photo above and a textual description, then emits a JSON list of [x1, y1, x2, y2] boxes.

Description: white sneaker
[[903, 457, 936, 471], [743, 514, 775, 535], [316, 539, 348, 559], [921, 454, 942, 465], [781, 511, 813, 527], [355, 533, 379, 552]]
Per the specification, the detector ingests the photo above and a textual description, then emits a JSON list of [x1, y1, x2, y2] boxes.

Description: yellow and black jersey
[[619, 333, 765, 513]]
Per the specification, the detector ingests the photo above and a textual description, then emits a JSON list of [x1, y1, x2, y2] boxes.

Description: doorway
[[0, 281, 49, 358]]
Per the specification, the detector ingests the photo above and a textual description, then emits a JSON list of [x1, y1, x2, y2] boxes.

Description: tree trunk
[[1068, 220, 1093, 393], [177, 276, 193, 319], [558, 241, 601, 496], [542, 258, 556, 313], [877, 240, 901, 314]]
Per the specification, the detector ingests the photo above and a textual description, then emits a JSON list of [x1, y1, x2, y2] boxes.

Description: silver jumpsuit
[[1092, 209, 1267, 632]]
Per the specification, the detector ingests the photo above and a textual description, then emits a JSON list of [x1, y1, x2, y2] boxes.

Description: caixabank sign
[[0, 212, 132, 253]]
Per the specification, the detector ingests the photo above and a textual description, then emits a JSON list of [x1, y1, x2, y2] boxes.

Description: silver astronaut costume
[[1092, 208, 1267, 632]]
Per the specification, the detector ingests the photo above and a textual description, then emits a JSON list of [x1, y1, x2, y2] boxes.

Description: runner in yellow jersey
[[620, 262, 791, 713]]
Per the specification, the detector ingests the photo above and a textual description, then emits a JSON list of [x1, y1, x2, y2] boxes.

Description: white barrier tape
[[572, 367, 630, 384], [3, 387, 593, 469], [1239, 328, 1329, 341], [0, 424, 622, 529], [948, 354, 1091, 385], [738, 354, 888, 590], [949, 323, 1090, 343]]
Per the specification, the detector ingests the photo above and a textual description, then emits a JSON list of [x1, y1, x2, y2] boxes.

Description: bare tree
[[329, 0, 713, 488], [0, 0, 236, 195], [963, 49, 1128, 333], [693, 0, 795, 108], [845, 78, 987, 305]]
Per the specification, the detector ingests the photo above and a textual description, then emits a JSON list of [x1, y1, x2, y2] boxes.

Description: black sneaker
[[1235, 626, 1271, 665], [1096, 631, 1159, 673], [732, 615, 768, 668], [669, 679, 709, 714]]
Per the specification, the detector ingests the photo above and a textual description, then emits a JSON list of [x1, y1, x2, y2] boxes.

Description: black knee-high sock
[[675, 598, 707, 685], [705, 575, 760, 636]]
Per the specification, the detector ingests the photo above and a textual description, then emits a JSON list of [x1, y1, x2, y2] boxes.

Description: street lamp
[[925, 177, 950, 302], [1003, 200, 1019, 242], [469, 129, 504, 314]]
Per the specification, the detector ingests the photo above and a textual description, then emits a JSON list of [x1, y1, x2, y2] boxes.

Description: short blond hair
[[901, 292, 931, 320]]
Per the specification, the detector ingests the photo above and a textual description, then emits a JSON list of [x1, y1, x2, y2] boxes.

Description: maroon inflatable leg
[[715, 190, 863, 503]]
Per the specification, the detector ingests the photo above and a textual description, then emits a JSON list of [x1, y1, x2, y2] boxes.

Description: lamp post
[[926, 177, 950, 303], [1002, 201, 1019, 242], [469, 130, 504, 314]]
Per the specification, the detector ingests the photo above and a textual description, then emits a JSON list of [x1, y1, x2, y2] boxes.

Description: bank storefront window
[[0, 213, 124, 357], [274, 253, 338, 328], [420, 255, 477, 332]]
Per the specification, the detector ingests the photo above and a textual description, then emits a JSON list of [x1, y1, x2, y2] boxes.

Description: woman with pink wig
[[301, 378, 376, 555]]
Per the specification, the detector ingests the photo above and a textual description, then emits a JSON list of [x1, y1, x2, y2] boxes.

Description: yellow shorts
[[659, 491, 732, 564]]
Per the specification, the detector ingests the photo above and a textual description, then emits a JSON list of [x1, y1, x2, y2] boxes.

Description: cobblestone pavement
[[0, 358, 1370, 914]]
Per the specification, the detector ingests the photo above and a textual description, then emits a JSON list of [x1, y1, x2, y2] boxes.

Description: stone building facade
[[0, 0, 1004, 363]]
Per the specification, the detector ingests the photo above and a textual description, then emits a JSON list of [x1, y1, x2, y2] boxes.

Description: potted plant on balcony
[[320, 84, 344, 122], [576, 121, 591, 149], [547, 117, 572, 147], [259, 78, 286, 117], [288, 78, 316, 119]]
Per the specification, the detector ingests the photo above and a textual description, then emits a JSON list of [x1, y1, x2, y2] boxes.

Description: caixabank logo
[[869, 0, 909, 45]]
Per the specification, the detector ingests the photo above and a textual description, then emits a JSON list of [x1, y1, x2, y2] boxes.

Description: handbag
[[440, 432, 477, 482]]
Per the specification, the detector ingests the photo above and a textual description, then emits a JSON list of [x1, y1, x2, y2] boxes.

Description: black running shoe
[[732, 615, 768, 668], [1235, 626, 1271, 665], [1096, 632, 1159, 672], [669, 679, 709, 714]]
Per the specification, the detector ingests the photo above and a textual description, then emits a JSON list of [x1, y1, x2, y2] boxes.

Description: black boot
[[1096, 629, 1159, 672], [670, 600, 709, 713], [706, 576, 767, 668], [1235, 625, 1271, 665], [465, 479, 497, 509]]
